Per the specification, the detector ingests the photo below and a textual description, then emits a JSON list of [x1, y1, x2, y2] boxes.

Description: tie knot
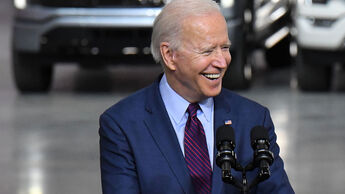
[[187, 103, 200, 117]]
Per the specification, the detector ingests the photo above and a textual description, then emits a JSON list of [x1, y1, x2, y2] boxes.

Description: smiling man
[[159, 10, 230, 103], [99, 0, 294, 194]]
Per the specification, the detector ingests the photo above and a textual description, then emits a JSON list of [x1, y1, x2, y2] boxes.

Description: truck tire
[[265, 35, 291, 68], [223, 32, 251, 90], [296, 48, 331, 91], [13, 52, 53, 93], [223, 53, 251, 90]]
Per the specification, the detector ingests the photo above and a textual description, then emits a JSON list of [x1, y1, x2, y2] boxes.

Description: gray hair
[[150, 0, 221, 65]]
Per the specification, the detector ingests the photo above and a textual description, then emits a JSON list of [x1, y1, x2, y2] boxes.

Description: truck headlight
[[298, 0, 328, 5], [14, 0, 27, 9], [220, 0, 234, 8]]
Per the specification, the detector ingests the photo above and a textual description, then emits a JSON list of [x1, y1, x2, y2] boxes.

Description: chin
[[204, 87, 222, 98]]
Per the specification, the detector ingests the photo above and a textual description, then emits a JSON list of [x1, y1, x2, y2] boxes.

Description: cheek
[[188, 58, 207, 73], [197, 57, 214, 68]]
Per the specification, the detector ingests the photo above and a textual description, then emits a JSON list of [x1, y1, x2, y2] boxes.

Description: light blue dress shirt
[[159, 74, 214, 167]]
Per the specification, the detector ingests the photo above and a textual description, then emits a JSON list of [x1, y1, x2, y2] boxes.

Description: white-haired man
[[99, 0, 294, 193]]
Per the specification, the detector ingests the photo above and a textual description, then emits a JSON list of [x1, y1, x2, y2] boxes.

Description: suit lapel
[[143, 79, 194, 194], [212, 90, 239, 194]]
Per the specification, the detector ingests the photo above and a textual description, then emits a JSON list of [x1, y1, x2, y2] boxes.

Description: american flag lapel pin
[[224, 120, 232, 125]]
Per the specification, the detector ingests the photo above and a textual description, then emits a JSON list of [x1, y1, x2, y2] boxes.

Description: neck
[[165, 73, 206, 103]]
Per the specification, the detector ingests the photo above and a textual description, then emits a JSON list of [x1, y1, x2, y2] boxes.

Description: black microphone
[[250, 126, 274, 181], [216, 124, 237, 183]]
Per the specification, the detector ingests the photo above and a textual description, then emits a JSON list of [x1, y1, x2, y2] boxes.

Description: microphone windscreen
[[250, 126, 269, 145], [216, 125, 235, 148]]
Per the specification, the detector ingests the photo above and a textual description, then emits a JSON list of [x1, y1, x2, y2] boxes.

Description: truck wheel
[[13, 52, 53, 93], [296, 49, 331, 91], [223, 33, 251, 90], [223, 53, 251, 90], [265, 35, 291, 68]]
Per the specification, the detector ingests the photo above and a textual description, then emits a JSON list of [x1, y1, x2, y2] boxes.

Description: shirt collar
[[159, 74, 213, 124], [199, 97, 213, 122]]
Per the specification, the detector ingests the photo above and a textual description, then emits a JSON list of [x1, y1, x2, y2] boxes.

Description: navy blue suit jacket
[[99, 78, 294, 194]]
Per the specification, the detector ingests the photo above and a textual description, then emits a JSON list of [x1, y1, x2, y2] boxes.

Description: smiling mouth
[[202, 73, 221, 80]]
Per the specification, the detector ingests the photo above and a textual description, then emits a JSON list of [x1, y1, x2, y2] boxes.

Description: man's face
[[167, 12, 231, 103]]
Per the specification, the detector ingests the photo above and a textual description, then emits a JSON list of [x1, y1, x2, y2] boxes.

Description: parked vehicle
[[221, 0, 292, 89], [12, 0, 291, 92], [293, 0, 345, 91]]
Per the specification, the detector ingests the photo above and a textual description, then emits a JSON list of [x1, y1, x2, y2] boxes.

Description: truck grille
[[41, 27, 153, 56], [32, 0, 166, 8], [312, 0, 328, 4]]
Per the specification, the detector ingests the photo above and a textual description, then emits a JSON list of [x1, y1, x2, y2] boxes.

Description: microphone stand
[[220, 162, 271, 194]]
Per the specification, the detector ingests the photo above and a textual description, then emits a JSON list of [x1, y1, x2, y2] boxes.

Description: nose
[[212, 47, 230, 69]]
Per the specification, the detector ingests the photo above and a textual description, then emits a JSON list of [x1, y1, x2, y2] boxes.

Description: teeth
[[203, 73, 220, 79]]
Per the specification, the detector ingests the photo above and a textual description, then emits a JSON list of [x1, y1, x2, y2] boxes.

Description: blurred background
[[1, 0, 345, 193]]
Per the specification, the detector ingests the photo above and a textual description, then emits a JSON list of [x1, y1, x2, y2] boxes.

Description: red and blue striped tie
[[184, 103, 212, 194]]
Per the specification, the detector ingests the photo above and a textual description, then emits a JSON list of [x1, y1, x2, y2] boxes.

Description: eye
[[202, 49, 213, 55], [222, 45, 230, 51]]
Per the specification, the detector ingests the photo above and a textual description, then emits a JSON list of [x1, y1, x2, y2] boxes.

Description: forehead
[[180, 12, 229, 46]]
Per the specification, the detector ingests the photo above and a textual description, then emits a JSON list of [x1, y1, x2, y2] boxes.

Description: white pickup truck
[[294, 0, 345, 91]]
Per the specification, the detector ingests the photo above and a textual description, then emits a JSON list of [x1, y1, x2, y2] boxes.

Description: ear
[[160, 42, 176, 71]]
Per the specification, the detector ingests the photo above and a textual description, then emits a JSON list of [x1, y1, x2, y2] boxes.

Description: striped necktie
[[184, 103, 212, 194]]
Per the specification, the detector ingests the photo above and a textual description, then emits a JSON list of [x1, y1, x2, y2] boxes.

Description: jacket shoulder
[[101, 84, 153, 119], [220, 88, 267, 111]]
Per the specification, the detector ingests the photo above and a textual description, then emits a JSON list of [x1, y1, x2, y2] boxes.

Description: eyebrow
[[225, 41, 232, 47], [198, 41, 232, 52], [223, 42, 231, 47]]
